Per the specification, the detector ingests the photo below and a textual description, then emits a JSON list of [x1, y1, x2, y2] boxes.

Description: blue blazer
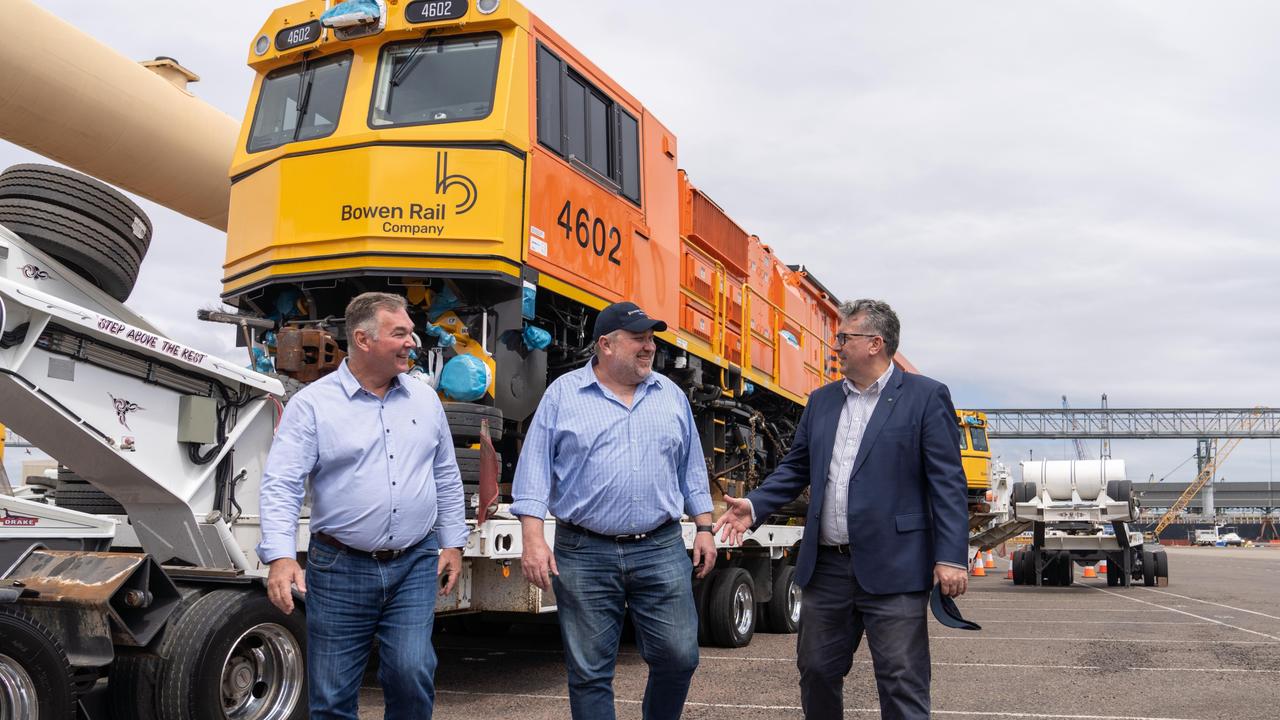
[[746, 366, 970, 595]]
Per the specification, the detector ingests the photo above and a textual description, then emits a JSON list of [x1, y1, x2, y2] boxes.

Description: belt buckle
[[371, 548, 402, 561], [615, 531, 647, 542]]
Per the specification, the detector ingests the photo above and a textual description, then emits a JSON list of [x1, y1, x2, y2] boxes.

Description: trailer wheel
[[1017, 550, 1035, 585], [1058, 552, 1074, 586], [1010, 550, 1024, 585], [1141, 549, 1157, 587], [1106, 553, 1123, 586], [1154, 551, 1169, 584], [157, 588, 307, 720], [0, 605, 75, 720], [108, 652, 161, 720], [443, 402, 504, 443], [693, 571, 713, 646], [708, 568, 755, 648], [764, 565, 800, 634]]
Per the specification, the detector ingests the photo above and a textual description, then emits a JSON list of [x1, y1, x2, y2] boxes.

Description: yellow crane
[[1152, 408, 1266, 536]]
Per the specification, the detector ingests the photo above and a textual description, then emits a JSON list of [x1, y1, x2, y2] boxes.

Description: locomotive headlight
[[477, 0, 500, 15], [254, 35, 270, 56]]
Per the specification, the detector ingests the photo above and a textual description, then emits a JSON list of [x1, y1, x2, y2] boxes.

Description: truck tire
[[1142, 549, 1157, 587], [0, 605, 75, 720], [1106, 553, 1123, 586], [156, 588, 307, 720], [54, 469, 126, 514], [1154, 551, 1169, 582], [1107, 480, 1132, 503], [443, 402, 504, 443], [764, 564, 801, 634], [0, 164, 152, 254], [708, 567, 755, 648], [1057, 552, 1074, 587], [1011, 550, 1026, 585], [108, 652, 161, 720], [454, 447, 502, 483], [0, 198, 142, 302], [693, 571, 713, 646]]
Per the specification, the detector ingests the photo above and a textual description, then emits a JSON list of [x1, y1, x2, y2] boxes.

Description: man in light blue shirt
[[257, 292, 467, 720], [513, 301, 716, 720]]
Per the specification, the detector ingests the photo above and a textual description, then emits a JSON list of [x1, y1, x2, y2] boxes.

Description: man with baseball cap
[[512, 301, 716, 720]]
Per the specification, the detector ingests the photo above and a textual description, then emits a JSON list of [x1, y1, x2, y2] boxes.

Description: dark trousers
[[797, 547, 931, 720]]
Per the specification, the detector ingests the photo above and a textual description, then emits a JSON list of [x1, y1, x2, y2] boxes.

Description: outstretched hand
[[712, 495, 754, 546]]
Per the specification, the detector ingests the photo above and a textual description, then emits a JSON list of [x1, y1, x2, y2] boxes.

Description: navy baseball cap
[[593, 302, 667, 340], [931, 585, 981, 631]]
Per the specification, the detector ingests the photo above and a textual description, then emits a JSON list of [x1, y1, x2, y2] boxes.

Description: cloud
[[3, 0, 1278, 486]]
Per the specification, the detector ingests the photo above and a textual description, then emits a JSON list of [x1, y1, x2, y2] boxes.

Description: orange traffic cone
[[1098, 560, 1107, 573], [1082, 565, 1098, 579], [984, 552, 996, 569], [972, 563, 986, 577], [1005, 560, 1015, 580]]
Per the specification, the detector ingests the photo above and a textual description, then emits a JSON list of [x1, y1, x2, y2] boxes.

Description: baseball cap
[[592, 301, 667, 340], [930, 584, 981, 631]]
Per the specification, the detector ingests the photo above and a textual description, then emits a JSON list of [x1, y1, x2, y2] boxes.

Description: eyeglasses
[[834, 332, 879, 347]]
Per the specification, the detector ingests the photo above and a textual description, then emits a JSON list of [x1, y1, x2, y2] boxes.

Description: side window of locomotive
[[536, 43, 642, 206]]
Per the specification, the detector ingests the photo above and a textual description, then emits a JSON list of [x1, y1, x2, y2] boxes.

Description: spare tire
[[0, 198, 142, 301], [443, 402, 504, 443], [0, 164, 152, 255], [54, 468, 126, 514]]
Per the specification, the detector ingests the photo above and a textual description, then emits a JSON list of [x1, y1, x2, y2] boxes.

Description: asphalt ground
[[356, 546, 1280, 719]]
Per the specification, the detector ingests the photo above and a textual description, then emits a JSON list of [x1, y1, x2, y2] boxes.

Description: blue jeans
[[305, 533, 440, 720], [552, 521, 700, 720]]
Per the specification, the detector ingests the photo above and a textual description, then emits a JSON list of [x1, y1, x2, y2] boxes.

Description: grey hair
[[344, 292, 408, 344], [839, 299, 900, 358]]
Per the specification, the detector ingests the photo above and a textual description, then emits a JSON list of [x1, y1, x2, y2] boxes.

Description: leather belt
[[820, 544, 851, 555], [312, 531, 407, 561], [558, 519, 676, 543]]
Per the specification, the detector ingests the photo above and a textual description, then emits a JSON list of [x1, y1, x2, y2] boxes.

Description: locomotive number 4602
[[556, 201, 622, 267]]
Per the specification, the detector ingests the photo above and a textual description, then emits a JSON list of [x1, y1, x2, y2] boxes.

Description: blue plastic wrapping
[[424, 323, 457, 347], [439, 354, 489, 402], [427, 286, 461, 321], [272, 289, 301, 321], [522, 324, 552, 351], [779, 330, 800, 348], [521, 282, 537, 320], [250, 346, 275, 374], [321, 0, 381, 27]]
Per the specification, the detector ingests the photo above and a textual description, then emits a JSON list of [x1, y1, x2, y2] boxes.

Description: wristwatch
[[695, 524, 714, 534]]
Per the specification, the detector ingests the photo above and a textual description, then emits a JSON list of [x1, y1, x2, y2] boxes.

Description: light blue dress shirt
[[256, 360, 468, 564], [511, 360, 713, 535]]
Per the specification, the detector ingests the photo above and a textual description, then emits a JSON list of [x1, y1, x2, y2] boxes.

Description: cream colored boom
[[0, 0, 237, 230]]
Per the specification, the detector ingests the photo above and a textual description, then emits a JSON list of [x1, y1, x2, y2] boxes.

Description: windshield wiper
[[291, 55, 314, 140], [391, 30, 435, 87]]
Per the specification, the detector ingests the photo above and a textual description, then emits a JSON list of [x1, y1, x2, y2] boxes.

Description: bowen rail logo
[[338, 151, 479, 237]]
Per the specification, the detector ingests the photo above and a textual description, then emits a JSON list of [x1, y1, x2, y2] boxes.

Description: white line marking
[[438, 646, 1280, 673], [958, 605, 1178, 613], [930, 635, 1276, 644], [437, 690, 1209, 719], [1136, 588, 1280, 622], [935, 619, 1206, 625], [696, 656, 1280, 674], [1089, 586, 1280, 641]]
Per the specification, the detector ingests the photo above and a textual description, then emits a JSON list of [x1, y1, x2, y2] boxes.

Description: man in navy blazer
[[714, 299, 969, 720]]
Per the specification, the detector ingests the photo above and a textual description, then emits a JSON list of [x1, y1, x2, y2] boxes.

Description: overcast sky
[[3, 1, 1278, 489]]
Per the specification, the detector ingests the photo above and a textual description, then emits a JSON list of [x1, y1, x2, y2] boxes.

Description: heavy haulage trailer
[[1008, 459, 1169, 587]]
